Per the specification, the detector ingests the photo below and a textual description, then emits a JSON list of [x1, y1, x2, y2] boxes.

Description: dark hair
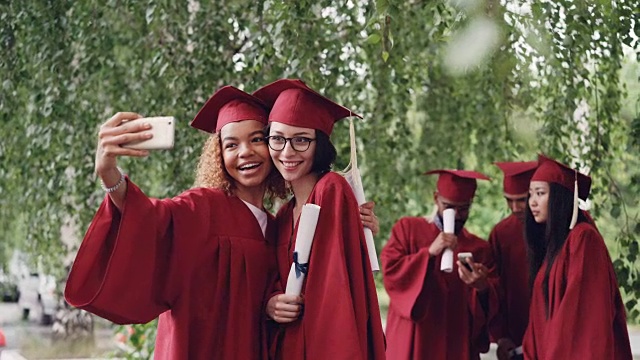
[[264, 124, 336, 175], [311, 130, 336, 175], [525, 182, 587, 317]]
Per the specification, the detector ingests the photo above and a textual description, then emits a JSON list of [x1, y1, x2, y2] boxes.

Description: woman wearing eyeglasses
[[253, 79, 386, 360]]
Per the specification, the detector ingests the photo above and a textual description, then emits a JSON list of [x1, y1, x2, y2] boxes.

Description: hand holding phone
[[457, 252, 474, 272], [121, 116, 175, 150]]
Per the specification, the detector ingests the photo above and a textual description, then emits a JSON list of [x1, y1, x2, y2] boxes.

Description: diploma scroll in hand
[[440, 208, 455, 273], [285, 204, 321, 296]]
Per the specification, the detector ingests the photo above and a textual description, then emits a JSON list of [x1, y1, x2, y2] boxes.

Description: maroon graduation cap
[[495, 161, 538, 195], [253, 78, 361, 135], [190, 85, 269, 134], [424, 169, 491, 203]]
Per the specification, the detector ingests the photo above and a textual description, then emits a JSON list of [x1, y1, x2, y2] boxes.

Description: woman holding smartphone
[[522, 154, 632, 359], [65, 86, 287, 359], [254, 79, 386, 360], [65, 84, 379, 359]]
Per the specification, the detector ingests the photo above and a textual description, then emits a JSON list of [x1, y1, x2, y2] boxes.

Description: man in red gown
[[381, 169, 499, 360], [488, 161, 537, 359]]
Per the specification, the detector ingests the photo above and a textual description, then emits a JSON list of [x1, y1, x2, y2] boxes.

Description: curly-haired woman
[[65, 86, 285, 359]]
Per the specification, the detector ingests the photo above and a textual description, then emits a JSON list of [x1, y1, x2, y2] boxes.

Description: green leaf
[[376, 0, 389, 14], [612, 259, 624, 270], [366, 33, 381, 45], [382, 51, 389, 62], [610, 204, 621, 219], [629, 241, 639, 256]]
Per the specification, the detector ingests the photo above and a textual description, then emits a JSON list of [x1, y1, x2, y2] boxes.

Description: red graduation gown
[[488, 214, 530, 346], [522, 222, 632, 360], [271, 172, 386, 360], [65, 180, 278, 360], [381, 217, 499, 360]]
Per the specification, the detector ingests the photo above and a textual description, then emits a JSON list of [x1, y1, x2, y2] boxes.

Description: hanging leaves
[[1, 0, 638, 325]]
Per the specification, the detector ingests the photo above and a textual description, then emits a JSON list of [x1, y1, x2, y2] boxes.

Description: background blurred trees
[[1, 0, 638, 334]]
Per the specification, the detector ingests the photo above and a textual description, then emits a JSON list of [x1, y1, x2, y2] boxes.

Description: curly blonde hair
[[194, 134, 233, 193], [193, 134, 288, 200]]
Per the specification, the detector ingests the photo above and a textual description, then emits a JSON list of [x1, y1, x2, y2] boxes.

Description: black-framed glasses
[[265, 135, 316, 152]]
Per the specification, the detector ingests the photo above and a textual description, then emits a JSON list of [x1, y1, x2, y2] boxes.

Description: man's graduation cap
[[494, 161, 538, 195], [424, 169, 491, 203]]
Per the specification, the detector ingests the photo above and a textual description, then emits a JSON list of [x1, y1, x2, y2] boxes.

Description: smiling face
[[267, 122, 317, 184], [528, 181, 550, 223], [219, 120, 272, 197]]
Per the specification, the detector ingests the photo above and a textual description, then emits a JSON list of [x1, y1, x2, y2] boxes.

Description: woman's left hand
[[266, 294, 304, 323], [359, 201, 379, 236]]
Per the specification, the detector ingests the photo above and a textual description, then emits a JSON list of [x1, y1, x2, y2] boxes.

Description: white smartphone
[[457, 252, 474, 272], [122, 116, 175, 150]]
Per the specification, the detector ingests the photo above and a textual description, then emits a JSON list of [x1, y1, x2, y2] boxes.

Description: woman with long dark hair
[[522, 154, 631, 359]]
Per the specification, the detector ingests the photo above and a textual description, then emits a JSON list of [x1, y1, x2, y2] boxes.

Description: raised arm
[[381, 218, 445, 321], [95, 112, 153, 210]]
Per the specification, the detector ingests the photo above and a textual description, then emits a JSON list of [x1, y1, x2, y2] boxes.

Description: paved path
[[3, 301, 640, 359], [478, 327, 640, 359], [0, 302, 115, 360]]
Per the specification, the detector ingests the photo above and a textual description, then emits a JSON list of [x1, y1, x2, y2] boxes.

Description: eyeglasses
[[265, 136, 316, 152]]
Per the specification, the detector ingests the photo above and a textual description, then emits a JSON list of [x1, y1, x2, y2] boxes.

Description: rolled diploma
[[285, 204, 321, 296], [440, 208, 455, 273], [345, 167, 380, 272]]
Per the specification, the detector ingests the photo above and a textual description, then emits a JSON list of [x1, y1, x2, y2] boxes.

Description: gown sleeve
[[487, 226, 508, 341], [381, 218, 437, 321], [65, 179, 207, 324], [539, 225, 623, 359], [467, 240, 500, 354]]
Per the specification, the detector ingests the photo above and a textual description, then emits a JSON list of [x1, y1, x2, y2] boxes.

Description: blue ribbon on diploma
[[293, 251, 308, 278]]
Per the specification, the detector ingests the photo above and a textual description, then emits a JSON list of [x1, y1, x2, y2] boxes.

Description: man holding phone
[[488, 161, 537, 360], [381, 169, 499, 360]]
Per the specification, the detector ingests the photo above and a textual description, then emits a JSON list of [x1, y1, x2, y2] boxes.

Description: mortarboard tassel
[[569, 169, 578, 230], [341, 116, 380, 272]]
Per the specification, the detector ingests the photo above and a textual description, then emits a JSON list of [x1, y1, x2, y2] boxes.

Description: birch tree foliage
[[1, 0, 638, 323]]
